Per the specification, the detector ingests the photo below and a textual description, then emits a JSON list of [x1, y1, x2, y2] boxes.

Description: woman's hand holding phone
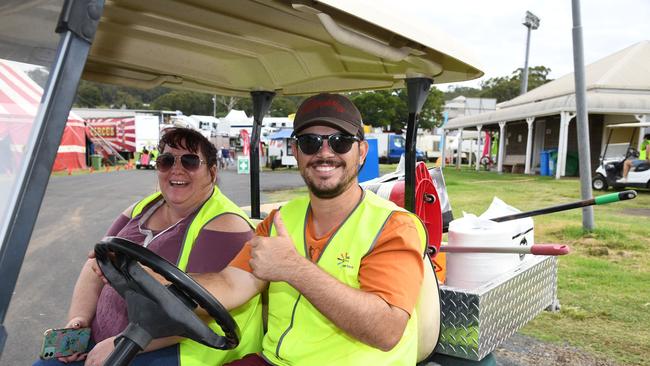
[[55, 317, 91, 363]]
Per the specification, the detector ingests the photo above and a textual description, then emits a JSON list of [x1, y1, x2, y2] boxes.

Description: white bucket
[[445, 213, 523, 289], [480, 197, 534, 259]]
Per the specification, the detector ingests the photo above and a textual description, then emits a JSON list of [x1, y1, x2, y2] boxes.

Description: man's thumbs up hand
[[249, 211, 305, 282]]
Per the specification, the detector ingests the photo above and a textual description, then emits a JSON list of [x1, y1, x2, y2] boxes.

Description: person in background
[[191, 93, 427, 365], [34, 128, 263, 366], [619, 133, 650, 183], [217, 147, 224, 170], [221, 146, 231, 168]]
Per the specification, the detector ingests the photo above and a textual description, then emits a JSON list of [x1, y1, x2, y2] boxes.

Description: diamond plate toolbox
[[435, 256, 558, 361]]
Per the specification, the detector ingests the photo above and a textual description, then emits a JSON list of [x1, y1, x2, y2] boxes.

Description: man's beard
[[301, 158, 358, 199]]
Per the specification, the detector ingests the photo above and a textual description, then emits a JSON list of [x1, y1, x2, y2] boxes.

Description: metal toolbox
[[435, 256, 558, 361]]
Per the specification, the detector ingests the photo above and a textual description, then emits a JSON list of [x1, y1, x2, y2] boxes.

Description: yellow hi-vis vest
[[132, 187, 263, 366], [261, 190, 427, 366]]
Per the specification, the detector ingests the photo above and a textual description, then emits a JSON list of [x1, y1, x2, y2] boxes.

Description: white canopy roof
[[445, 40, 650, 130]]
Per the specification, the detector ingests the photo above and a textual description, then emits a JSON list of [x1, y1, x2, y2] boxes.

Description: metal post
[[404, 78, 432, 213], [571, 0, 595, 230], [520, 11, 540, 95], [212, 95, 217, 118], [250, 91, 275, 219]]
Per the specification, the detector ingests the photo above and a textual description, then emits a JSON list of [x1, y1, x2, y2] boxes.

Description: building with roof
[[444, 40, 650, 178]]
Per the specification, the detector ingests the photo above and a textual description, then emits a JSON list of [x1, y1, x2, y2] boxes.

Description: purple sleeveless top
[[91, 199, 253, 342]]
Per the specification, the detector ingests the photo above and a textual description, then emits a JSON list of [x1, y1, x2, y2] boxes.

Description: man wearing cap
[[196, 93, 427, 366]]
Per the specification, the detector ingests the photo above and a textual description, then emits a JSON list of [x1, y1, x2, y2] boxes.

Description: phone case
[[39, 327, 91, 360]]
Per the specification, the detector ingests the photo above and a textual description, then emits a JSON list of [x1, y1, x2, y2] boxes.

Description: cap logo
[[300, 99, 346, 115]]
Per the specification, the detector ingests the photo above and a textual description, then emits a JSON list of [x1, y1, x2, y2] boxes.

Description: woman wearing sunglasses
[[36, 128, 262, 366]]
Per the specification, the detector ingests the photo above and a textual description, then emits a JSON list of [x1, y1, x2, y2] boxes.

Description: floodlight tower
[[520, 11, 540, 95]]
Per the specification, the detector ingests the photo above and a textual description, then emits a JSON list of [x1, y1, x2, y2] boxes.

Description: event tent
[[0, 59, 86, 172]]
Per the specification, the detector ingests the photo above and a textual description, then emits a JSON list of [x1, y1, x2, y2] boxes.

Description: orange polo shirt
[[229, 208, 424, 315]]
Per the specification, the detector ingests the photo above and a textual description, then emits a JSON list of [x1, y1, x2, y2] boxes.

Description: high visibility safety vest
[[640, 139, 649, 160], [132, 187, 263, 366], [262, 190, 427, 366]]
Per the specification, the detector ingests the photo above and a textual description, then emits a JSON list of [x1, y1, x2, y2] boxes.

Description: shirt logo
[[337, 252, 353, 269]]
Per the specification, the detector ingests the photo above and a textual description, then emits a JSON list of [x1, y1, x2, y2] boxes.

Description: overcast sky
[[386, 0, 650, 90]]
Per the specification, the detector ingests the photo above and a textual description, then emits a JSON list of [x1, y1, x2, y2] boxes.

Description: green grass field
[[268, 165, 650, 365]]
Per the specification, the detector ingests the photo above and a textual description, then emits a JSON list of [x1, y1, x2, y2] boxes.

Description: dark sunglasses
[[156, 153, 206, 172], [293, 133, 360, 155]]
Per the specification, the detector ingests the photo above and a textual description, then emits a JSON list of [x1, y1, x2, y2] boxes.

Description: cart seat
[[634, 161, 650, 172]]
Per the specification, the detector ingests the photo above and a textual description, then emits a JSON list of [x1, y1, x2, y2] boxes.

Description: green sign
[[237, 156, 250, 174]]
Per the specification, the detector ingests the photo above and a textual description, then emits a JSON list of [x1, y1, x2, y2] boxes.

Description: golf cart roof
[[6, 0, 483, 96], [605, 122, 650, 128]]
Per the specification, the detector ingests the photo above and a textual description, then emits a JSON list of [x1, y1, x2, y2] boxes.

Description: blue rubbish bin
[[540, 150, 550, 176]]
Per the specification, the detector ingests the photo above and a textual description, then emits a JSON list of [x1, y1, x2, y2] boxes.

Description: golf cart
[[592, 122, 650, 190], [1, 1, 574, 365]]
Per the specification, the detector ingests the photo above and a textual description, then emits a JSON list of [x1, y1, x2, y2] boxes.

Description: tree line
[[29, 66, 552, 131]]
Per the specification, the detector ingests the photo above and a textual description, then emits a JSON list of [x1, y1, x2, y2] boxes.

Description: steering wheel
[[94, 237, 239, 352], [626, 147, 640, 159]]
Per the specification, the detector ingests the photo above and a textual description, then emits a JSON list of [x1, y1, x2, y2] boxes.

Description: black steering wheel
[[94, 237, 239, 358], [626, 147, 640, 159]]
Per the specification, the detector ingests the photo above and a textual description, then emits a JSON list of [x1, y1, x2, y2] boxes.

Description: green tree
[[151, 91, 213, 115], [351, 88, 445, 132], [74, 81, 103, 107], [270, 96, 301, 117], [442, 85, 482, 100], [479, 65, 552, 102]]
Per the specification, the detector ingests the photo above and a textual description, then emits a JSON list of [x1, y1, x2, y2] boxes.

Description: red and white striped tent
[[0, 59, 87, 172]]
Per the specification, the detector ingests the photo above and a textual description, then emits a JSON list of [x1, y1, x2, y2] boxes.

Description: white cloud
[[382, 0, 649, 89]]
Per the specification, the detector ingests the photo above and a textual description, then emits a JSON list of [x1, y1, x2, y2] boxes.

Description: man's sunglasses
[[293, 133, 360, 155], [156, 153, 206, 172]]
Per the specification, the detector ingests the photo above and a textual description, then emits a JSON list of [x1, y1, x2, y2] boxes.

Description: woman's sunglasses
[[156, 153, 206, 172], [293, 133, 360, 155]]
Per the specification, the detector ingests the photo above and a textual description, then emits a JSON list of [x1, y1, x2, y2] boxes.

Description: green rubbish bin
[[91, 154, 102, 170], [565, 151, 579, 176]]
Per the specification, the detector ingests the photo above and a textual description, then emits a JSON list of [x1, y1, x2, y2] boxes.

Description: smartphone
[[39, 327, 91, 360]]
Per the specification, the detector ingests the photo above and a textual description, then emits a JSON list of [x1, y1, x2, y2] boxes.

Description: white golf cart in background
[[592, 122, 650, 190]]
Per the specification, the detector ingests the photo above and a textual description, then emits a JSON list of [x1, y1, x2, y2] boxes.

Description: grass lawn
[[268, 165, 650, 365]]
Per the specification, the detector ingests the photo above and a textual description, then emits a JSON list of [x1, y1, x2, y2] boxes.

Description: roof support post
[[497, 121, 506, 173], [404, 78, 432, 213], [525, 117, 535, 174], [250, 91, 275, 219], [556, 112, 575, 179], [475, 125, 483, 171], [455, 128, 463, 169]]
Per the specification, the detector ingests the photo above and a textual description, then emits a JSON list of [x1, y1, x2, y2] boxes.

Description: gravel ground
[[494, 333, 620, 366]]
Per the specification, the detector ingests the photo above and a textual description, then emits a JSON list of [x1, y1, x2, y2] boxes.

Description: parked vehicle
[[76, 109, 174, 160], [366, 132, 426, 163], [592, 122, 650, 190]]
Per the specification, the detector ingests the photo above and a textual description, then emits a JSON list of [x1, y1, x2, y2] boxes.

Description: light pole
[[520, 11, 540, 95], [212, 95, 217, 117]]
